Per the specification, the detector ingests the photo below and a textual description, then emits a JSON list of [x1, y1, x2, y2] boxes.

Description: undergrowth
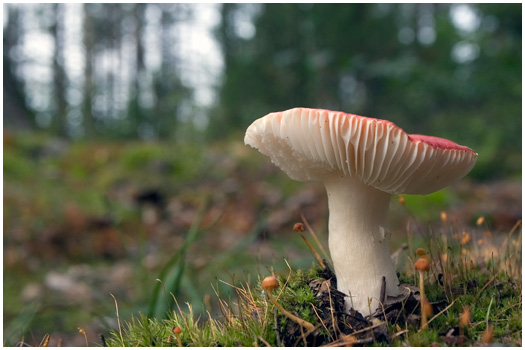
[[104, 217, 522, 347]]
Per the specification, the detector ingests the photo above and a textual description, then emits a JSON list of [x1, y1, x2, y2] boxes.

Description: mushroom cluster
[[245, 107, 477, 315]]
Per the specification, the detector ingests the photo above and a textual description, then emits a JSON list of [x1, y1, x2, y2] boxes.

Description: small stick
[[273, 308, 283, 347], [258, 336, 272, 347], [299, 233, 326, 268], [40, 334, 50, 347], [417, 298, 458, 333], [110, 293, 125, 347], [301, 213, 332, 265], [379, 276, 386, 305], [310, 302, 334, 342], [267, 289, 315, 332], [262, 276, 315, 332]]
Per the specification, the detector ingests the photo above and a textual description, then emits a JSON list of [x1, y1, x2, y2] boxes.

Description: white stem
[[324, 175, 400, 315]]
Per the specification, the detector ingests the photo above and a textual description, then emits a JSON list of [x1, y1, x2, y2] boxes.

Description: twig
[[347, 320, 386, 337], [274, 308, 283, 347], [258, 336, 272, 347], [293, 322, 323, 347], [379, 276, 386, 305], [322, 320, 385, 347], [299, 321, 307, 347], [391, 329, 409, 339], [472, 274, 497, 305], [278, 258, 294, 301], [327, 281, 342, 338], [267, 289, 315, 332], [39, 334, 50, 347], [301, 213, 332, 266], [299, 233, 326, 268], [323, 336, 373, 347], [110, 293, 125, 347], [417, 298, 458, 333], [493, 301, 522, 319], [156, 278, 171, 311], [310, 303, 334, 342]]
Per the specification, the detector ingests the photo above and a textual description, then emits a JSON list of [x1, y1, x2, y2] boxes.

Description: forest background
[[3, 3, 522, 346]]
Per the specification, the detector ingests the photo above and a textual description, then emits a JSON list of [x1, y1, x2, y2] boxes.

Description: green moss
[[104, 245, 521, 347]]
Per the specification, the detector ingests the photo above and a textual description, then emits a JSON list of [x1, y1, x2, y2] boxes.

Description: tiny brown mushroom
[[261, 276, 315, 332], [414, 257, 431, 329], [172, 326, 182, 347]]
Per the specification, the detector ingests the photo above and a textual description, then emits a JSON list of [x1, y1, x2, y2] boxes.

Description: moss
[[104, 229, 522, 347]]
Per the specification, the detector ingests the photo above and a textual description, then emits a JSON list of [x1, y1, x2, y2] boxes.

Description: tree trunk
[[51, 3, 68, 137], [82, 4, 95, 137]]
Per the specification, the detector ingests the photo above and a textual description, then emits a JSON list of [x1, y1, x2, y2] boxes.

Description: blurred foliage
[[4, 4, 522, 179], [3, 130, 521, 346], [214, 3, 521, 179], [2, 132, 318, 345]]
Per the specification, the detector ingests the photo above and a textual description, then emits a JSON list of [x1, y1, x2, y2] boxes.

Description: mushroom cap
[[414, 257, 431, 272], [244, 108, 477, 195], [261, 276, 280, 291], [416, 248, 428, 256], [293, 222, 306, 232]]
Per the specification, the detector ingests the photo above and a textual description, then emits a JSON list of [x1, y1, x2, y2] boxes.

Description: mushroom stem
[[419, 270, 428, 329], [266, 290, 315, 332], [324, 175, 400, 315]]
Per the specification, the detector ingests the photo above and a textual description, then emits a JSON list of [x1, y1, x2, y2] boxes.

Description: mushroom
[[261, 276, 315, 332], [172, 326, 183, 347], [244, 107, 477, 315], [414, 256, 431, 329]]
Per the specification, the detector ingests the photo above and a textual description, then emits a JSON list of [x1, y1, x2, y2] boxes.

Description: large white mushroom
[[245, 107, 477, 315]]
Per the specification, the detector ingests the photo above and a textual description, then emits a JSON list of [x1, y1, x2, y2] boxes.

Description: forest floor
[[3, 132, 522, 346]]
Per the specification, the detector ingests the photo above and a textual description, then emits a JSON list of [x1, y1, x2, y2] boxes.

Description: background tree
[[51, 3, 68, 136], [212, 3, 521, 179], [3, 5, 35, 130], [82, 4, 95, 138], [3, 3, 521, 178]]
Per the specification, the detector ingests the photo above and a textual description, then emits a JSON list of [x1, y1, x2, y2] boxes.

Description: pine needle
[[299, 232, 326, 269], [301, 213, 332, 266]]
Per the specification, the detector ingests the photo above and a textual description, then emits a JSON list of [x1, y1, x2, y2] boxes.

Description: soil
[[278, 264, 430, 347]]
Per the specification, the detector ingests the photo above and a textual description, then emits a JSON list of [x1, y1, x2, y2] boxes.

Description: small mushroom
[[414, 257, 431, 329], [261, 276, 315, 332], [245, 108, 477, 315], [172, 326, 183, 347]]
